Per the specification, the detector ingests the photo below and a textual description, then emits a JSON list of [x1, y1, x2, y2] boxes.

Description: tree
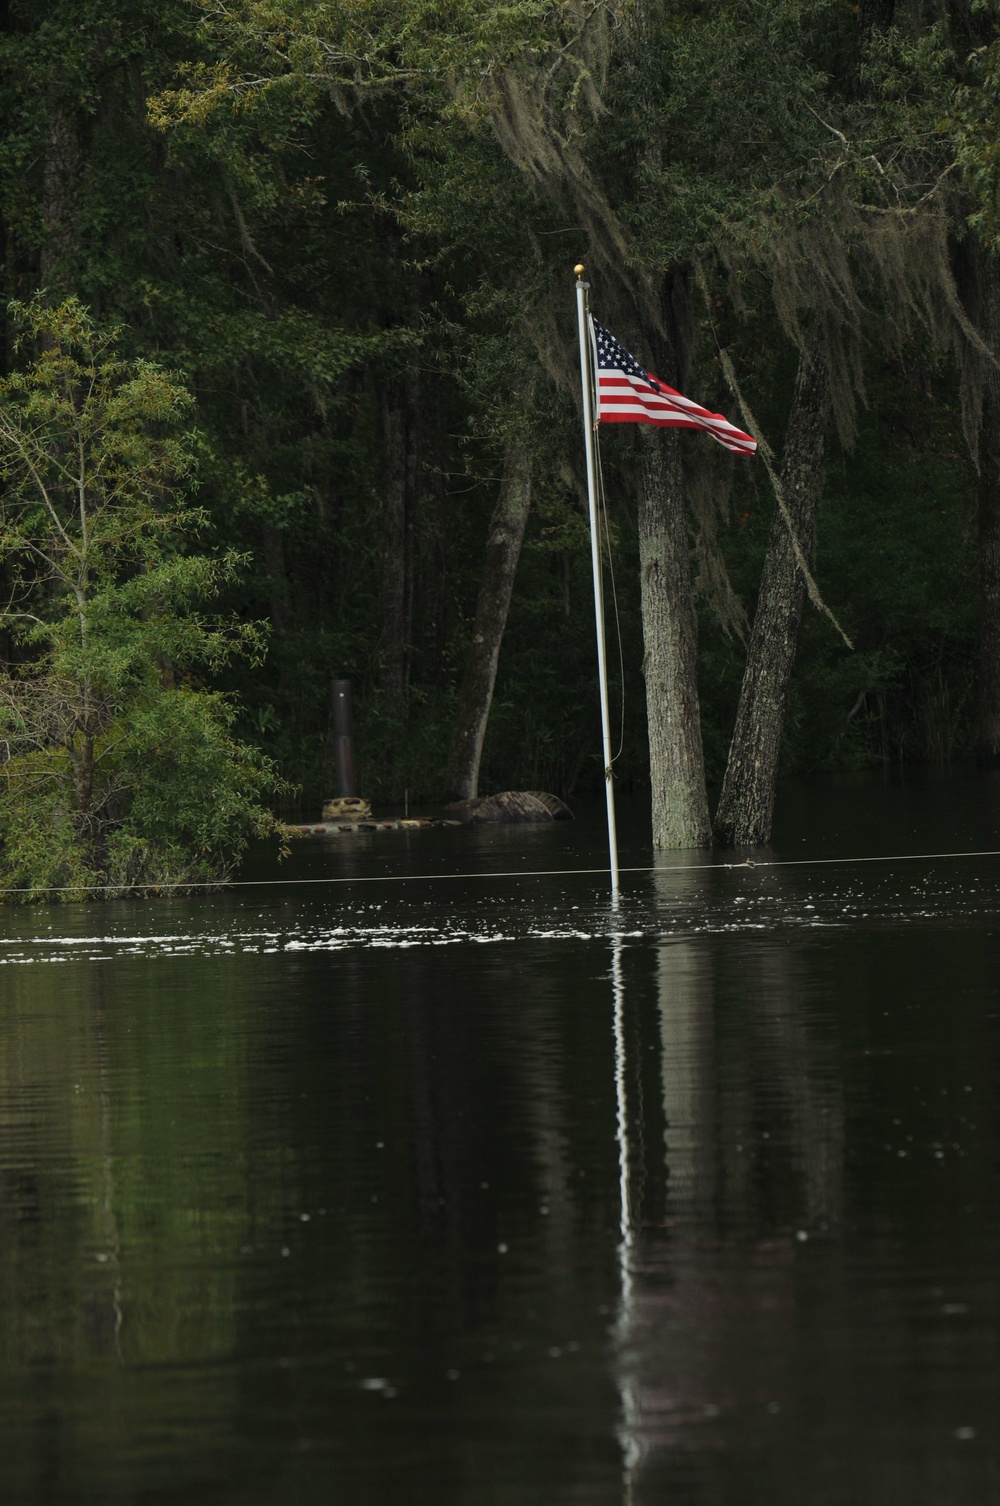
[[1, 0, 985, 836], [0, 297, 284, 897], [192, 0, 723, 842], [592, 1, 847, 846], [712, 344, 831, 845], [444, 413, 534, 802], [682, 0, 977, 841]]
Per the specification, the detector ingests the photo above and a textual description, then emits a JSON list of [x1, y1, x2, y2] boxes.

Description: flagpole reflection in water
[[613, 861, 720, 1502], [611, 930, 644, 1504], [613, 934, 633, 1300]]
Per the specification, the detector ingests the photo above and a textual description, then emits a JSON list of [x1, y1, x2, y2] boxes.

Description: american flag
[[590, 317, 756, 456]]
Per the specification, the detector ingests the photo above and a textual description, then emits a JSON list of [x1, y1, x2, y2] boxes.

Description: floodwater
[[1, 772, 999, 1505]]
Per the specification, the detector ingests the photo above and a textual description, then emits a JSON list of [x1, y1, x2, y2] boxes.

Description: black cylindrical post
[[331, 679, 358, 797]]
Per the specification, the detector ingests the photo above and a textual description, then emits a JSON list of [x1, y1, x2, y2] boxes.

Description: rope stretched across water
[[3, 846, 1000, 896]]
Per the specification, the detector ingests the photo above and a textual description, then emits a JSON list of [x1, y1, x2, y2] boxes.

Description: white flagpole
[[575, 264, 620, 904]]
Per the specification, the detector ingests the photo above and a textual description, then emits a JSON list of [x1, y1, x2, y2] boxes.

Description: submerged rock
[[444, 790, 573, 824]]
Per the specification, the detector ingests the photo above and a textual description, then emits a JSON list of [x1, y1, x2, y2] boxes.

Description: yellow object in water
[[322, 796, 372, 820]]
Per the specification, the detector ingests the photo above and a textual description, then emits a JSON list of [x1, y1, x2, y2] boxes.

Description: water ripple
[[1, 864, 999, 963]]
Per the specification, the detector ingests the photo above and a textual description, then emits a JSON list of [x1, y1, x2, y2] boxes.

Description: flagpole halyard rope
[[593, 427, 627, 764]]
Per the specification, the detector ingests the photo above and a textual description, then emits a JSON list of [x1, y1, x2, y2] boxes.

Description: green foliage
[[0, 298, 286, 899], [1, 0, 996, 845]]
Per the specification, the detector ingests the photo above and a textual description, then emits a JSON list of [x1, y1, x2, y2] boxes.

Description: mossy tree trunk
[[621, 272, 713, 851], [637, 420, 712, 849], [713, 346, 831, 848], [444, 435, 533, 801]]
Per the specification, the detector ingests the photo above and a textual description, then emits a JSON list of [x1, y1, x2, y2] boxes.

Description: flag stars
[[593, 320, 657, 389]]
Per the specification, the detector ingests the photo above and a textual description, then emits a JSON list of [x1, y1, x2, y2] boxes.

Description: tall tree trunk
[[620, 273, 712, 850], [40, 107, 78, 285], [637, 423, 712, 849], [444, 436, 532, 801], [968, 240, 1000, 764], [74, 733, 95, 818], [379, 382, 413, 723], [424, 388, 450, 686], [713, 347, 831, 848], [260, 521, 290, 634]]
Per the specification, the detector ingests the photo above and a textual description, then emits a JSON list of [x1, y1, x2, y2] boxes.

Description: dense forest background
[[2, 0, 1000, 865]]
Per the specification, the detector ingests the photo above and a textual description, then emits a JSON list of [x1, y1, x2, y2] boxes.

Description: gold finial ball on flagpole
[[574, 263, 586, 277]]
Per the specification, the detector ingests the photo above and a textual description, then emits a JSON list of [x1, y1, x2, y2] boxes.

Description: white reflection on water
[[0, 856, 998, 966], [0, 922, 608, 964]]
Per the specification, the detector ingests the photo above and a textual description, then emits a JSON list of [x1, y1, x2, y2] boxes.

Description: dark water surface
[[2, 773, 1000, 1504]]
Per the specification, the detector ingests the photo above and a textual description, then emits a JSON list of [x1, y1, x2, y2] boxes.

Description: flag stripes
[[589, 317, 756, 456]]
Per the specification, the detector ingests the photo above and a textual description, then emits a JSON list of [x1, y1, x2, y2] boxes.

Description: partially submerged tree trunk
[[637, 422, 712, 849], [713, 347, 831, 847], [444, 434, 532, 801], [610, 274, 713, 851]]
